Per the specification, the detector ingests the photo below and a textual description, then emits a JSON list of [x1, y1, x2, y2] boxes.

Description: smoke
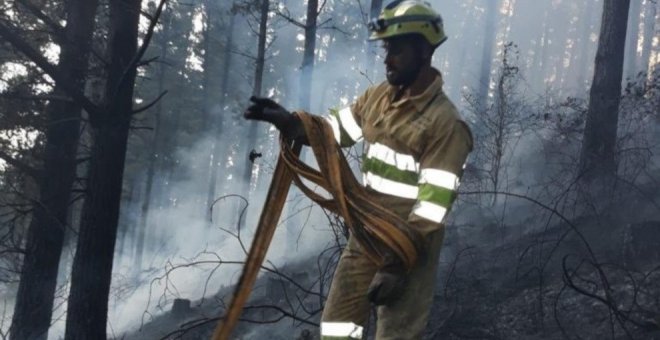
[[0, 0, 626, 338], [102, 125, 340, 336]]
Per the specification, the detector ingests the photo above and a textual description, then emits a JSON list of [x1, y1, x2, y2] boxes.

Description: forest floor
[[426, 217, 660, 339], [123, 183, 660, 340]]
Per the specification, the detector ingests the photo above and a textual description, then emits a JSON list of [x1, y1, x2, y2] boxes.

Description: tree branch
[[0, 150, 39, 179], [318, 0, 328, 16], [316, 19, 350, 36], [136, 56, 160, 68], [0, 93, 73, 102], [229, 47, 257, 61], [0, 20, 100, 116], [117, 0, 167, 92], [275, 8, 306, 29], [131, 90, 167, 114], [15, 0, 65, 39], [317, 18, 332, 27]]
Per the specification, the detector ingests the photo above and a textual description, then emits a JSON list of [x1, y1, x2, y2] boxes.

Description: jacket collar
[[389, 68, 444, 113]]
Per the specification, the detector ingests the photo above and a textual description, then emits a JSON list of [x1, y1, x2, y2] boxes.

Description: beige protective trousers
[[320, 228, 445, 340]]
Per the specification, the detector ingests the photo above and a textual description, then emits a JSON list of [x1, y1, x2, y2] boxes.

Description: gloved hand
[[243, 96, 307, 143], [244, 96, 290, 126], [367, 264, 408, 306]]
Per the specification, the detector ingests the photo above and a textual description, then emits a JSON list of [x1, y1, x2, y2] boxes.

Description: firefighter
[[244, 1, 472, 339]]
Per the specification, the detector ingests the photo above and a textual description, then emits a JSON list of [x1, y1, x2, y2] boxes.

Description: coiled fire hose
[[212, 112, 421, 340]]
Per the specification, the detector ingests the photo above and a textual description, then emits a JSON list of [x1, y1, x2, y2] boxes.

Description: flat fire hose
[[212, 112, 421, 340]]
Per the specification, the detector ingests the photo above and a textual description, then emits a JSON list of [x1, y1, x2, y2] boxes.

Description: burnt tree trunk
[[298, 0, 318, 111], [455, 4, 477, 100], [252, 0, 268, 98], [117, 174, 138, 262], [640, 0, 657, 75], [579, 0, 631, 179], [7, 1, 98, 339], [206, 13, 236, 225], [64, 0, 146, 338], [624, 0, 641, 81], [199, 0, 220, 221], [135, 7, 172, 271], [239, 0, 269, 229], [476, 0, 499, 111], [364, 0, 383, 79], [575, 0, 598, 92], [557, 2, 581, 95], [202, 1, 217, 226], [531, 1, 552, 90]]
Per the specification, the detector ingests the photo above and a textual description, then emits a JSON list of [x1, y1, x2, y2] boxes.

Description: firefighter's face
[[382, 37, 424, 86]]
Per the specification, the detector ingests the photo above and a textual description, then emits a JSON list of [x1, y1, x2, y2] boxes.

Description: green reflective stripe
[[418, 183, 456, 207], [329, 108, 357, 147], [362, 157, 418, 185]]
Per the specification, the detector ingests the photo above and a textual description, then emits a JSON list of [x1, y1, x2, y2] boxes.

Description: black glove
[[243, 96, 306, 143], [244, 96, 290, 126], [367, 263, 408, 306]]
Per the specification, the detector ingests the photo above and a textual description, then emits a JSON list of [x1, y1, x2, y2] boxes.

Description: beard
[[385, 61, 423, 87]]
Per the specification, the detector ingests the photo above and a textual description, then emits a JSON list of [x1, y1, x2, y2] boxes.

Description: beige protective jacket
[[321, 70, 473, 340], [327, 69, 473, 237]]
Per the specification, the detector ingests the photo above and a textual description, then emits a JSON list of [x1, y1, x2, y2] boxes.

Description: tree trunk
[[199, 0, 218, 220], [117, 174, 138, 266], [531, 1, 552, 90], [239, 0, 269, 229], [298, 0, 318, 111], [476, 0, 499, 111], [206, 14, 236, 225], [253, 0, 268, 98], [624, 0, 642, 81], [157, 92, 182, 210], [8, 1, 98, 339], [135, 8, 171, 271], [574, 0, 598, 92], [640, 0, 657, 75], [454, 4, 477, 103], [286, 0, 319, 235], [64, 0, 142, 338], [579, 0, 631, 179], [557, 3, 581, 95], [364, 0, 383, 80]]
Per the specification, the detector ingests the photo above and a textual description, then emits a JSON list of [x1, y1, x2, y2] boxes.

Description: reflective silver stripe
[[325, 115, 342, 144], [367, 143, 419, 172], [321, 322, 363, 338], [338, 107, 363, 142], [419, 169, 459, 190], [364, 172, 418, 199], [412, 200, 448, 223]]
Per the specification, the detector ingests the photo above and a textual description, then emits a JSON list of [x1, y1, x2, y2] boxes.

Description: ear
[[421, 43, 433, 63]]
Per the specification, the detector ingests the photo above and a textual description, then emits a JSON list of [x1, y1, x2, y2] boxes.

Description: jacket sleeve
[[407, 119, 473, 237], [325, 86, 372, 147]]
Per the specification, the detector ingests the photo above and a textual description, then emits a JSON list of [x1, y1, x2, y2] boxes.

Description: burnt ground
[[123, 189, 660, 340]]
